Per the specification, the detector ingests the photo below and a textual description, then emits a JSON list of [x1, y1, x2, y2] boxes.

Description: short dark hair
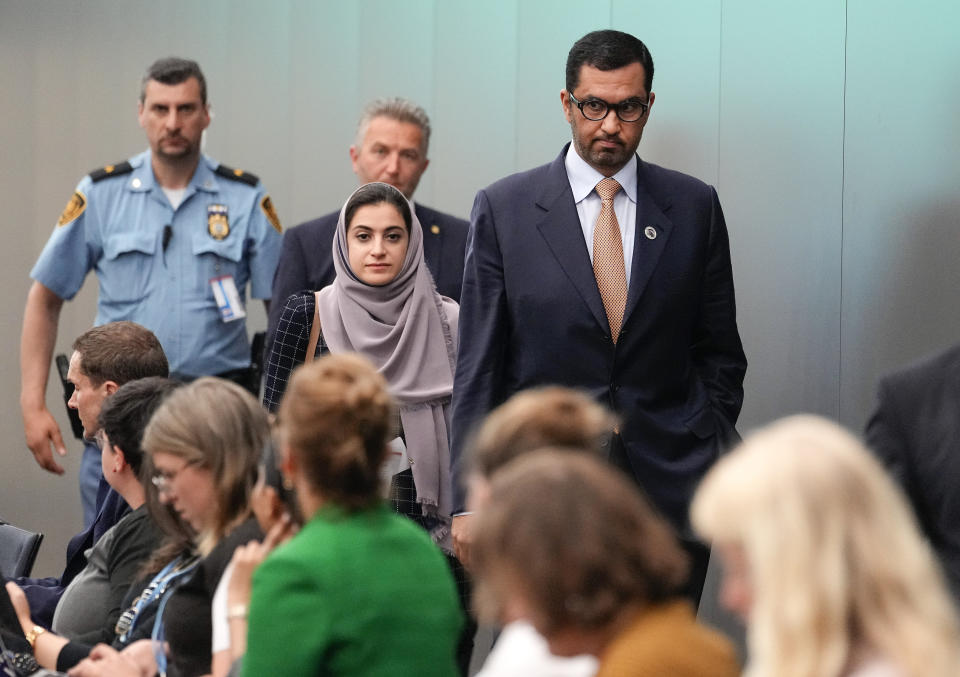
[[141, 57, 207, 104], [97, 377, 180, 475], [72, 321, 168, 387], [566, 30, 654, 93], [344, 182, 413, 233]]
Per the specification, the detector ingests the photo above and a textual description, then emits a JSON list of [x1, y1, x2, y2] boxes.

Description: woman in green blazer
[[242, 352, 462, 676]]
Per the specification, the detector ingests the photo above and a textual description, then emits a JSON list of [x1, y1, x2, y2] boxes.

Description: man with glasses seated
[[451, 29, 746, 604], [15, 322, 169, 629]]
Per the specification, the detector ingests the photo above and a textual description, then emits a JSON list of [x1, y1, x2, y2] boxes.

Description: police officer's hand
[[452, 513, 473, 570], [22, 405, 66, 474]]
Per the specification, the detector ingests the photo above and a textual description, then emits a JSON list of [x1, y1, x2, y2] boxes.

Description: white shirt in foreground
[[476, 620, 597, 677]]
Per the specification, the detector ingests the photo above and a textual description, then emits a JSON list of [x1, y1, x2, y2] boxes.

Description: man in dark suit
[[865, 343, 960, 604], [267, 98, 469, 350], [451, 30, 746, 601]]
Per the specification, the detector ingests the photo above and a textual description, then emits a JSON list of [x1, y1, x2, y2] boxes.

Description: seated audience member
[[5, 377, 178, 670], [465, 387, 619, 677], [472, 451, 738, 677], [242, 354, 463, 676], [692, 414, 960, 677], [17, 322, 169, 627], [208, 443, 296, 677], [68, 377, 269, 677]]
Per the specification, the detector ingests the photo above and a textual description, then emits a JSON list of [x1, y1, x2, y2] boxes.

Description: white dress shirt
[[564, 144, 638, 285]]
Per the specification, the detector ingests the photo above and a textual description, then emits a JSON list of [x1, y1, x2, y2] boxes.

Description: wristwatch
[[25, 624, 46, 648]]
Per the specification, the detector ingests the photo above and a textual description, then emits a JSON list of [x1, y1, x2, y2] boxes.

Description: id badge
[[210, 275, 247, 322]]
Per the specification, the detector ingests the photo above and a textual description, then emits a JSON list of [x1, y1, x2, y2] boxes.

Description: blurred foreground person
[[472, 451, 738, 677], [692, 414, 960, 677], [242, 354, 462, 676], [466, 386, 618, 677]]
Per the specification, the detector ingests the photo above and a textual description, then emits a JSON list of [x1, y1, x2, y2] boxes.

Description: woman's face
[[151, 450, 217, 533], [717, 541, 753, 622], [346, 201, 409, 286]]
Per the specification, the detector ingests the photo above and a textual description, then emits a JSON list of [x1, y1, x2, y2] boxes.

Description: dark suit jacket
[[267, 203, 468, 353], [451, 145, 746, 532], [865, 343, 960, 602]]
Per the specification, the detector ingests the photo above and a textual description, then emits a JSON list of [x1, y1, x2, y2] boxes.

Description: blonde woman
[[692, 414, 960, 677]]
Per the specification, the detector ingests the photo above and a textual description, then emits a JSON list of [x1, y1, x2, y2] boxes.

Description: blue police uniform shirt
[[31, 150, 282, 376]]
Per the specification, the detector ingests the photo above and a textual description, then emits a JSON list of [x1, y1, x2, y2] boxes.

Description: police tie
[[593, 177, 627, 342]]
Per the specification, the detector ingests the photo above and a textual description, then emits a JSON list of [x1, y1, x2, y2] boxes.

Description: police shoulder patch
[[89, 161, 133, 182], [58, 191, 87, 227], [260, 195, 282, 233], [215, 164, 259, 187]]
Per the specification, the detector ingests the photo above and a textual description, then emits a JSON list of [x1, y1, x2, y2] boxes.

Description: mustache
[[594, 134, 624, 145]]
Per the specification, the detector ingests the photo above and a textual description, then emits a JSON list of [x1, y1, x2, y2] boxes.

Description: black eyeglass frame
[[566, 91, 650, 122]]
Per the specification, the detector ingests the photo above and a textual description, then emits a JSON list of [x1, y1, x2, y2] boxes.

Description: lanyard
[[116, 554, 199, 644]]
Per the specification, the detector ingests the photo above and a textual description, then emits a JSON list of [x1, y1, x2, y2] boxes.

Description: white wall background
[[2, 0, 958, 648]]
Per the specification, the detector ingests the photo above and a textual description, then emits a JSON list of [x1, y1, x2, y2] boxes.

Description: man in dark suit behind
[[865, 343, 960, 604], [267, 98, 468, 350], [451, 30, 747, 602]]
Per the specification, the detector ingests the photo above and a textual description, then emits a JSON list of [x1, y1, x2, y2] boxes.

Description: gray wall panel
[[718, 0, 846, 428], [841, 0, 960, 429]]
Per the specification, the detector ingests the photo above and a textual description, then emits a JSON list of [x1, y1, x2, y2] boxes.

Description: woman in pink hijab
[[264, 181, 458, 544]]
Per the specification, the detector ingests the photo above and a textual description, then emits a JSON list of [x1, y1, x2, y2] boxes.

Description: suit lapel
[[415, 204, 442, 279], [623, 160, 674, 325], [534, 151, 610, 332]]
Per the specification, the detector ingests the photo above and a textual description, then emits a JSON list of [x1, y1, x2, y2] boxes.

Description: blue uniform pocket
[[99, 231, 156, 304], [192, 230, 245, 298]]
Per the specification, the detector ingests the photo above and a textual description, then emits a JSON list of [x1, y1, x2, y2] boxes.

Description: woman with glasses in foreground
[[692, 415, 960, 677], [68, 377, 269, 677]]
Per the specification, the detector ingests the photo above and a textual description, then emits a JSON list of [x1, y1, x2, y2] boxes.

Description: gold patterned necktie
[[593, 177, 627, 342]]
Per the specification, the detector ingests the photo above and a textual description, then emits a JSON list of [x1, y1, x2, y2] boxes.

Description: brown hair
[[278, 353, 394, 511], [142, 377, 267, 555], [472, 450, 688, 634], [469, 386, 618, 478], [72, 321, 168, 387]]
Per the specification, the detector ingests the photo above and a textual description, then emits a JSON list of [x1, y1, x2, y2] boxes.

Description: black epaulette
[[215, 164, 259, 187], [89, 161, 134, 182]]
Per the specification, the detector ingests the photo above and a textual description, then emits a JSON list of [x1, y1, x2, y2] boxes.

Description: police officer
[[20, 57, 282, 524]]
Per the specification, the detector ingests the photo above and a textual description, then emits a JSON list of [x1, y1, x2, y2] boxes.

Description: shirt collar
[[126, 150, 217, 193], [564, 143, 638, 204]]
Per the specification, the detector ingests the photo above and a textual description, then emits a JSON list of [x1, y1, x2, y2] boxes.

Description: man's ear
[[349, 145, 360, 174], [103, 380, 120, 396], [560, 89, 573, 124]]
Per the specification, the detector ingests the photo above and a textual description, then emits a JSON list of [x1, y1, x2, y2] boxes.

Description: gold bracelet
[[25, 625, 46, 648], [226, 604, 248, 620]]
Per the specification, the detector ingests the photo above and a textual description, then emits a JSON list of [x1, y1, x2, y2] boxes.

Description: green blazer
[[243, 503, 462, 676]]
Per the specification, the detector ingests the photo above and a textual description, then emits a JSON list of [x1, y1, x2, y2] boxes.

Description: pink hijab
[[315, 183, 458, 541]]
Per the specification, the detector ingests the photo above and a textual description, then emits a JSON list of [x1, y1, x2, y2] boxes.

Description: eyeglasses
[[567, 91, 650, 122], [151, 460, 199, 494]]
